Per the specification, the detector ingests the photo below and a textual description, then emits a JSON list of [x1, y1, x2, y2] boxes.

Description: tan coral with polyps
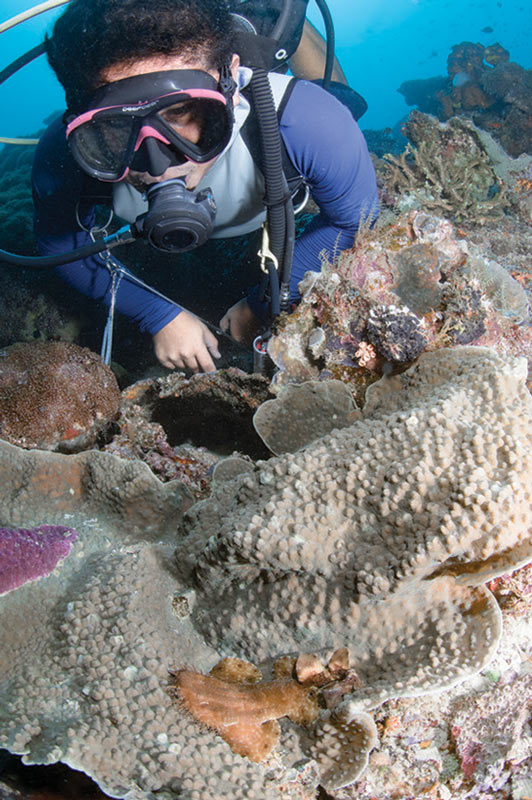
[[183, 348, 529, 701]]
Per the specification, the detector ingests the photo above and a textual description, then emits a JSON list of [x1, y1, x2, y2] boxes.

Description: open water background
[[1, 0, 532, 139]]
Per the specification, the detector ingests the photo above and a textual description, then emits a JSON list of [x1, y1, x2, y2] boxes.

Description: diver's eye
[[159, 101, 196, 125]]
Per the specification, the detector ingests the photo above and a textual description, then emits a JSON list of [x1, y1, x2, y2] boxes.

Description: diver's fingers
[[205, 330, 221, 360], [194, 347, 216, 374]]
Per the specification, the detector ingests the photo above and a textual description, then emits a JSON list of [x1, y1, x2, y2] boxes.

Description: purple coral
[[366, 304, 427, 363], [0, 525, 78, 596]]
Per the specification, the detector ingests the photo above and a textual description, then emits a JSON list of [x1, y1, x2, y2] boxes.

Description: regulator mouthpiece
[[132, 178, 217, 253]]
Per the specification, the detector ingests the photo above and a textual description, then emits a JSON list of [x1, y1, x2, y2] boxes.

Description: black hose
[[279, 194, 295, 311], [0, 229, 134, 268], [267, 261, 280, 318], [313, 0, 335, 90], [0, 42, 46, 86], [249, 67, 287, 260], [249, 66, 297, 316]]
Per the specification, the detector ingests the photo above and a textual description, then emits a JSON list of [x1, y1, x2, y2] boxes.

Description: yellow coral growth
[[171, 667, 318, 762]]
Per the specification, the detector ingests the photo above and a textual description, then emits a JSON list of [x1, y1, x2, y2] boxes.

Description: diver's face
[[100, 53, 240, 191]]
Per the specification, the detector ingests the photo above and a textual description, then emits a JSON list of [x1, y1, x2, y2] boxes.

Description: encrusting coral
[[184, 349, 523, 659], [1, 346, 532, 799], [0, 525, 78, 596], [0, 341, 121, 452], [381, 112, 509, 222], [267, 210, 532, 394], [252, 379, 360, 456], [171, 657, 319, 762]]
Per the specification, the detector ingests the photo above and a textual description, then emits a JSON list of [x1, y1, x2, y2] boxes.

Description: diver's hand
[[153, 311, 221, 373], [219, 298, 261, 344]]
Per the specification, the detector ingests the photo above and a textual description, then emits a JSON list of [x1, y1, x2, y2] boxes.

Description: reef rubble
[[266, 208, 532, 402], [398, 41, 532, 157]]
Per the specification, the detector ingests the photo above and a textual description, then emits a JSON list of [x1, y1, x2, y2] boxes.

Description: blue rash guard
[[32, 79, 379, 335]]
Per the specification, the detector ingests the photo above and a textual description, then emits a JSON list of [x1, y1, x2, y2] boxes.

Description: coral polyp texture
[[0, 341, 121, 452], [1, 347, 532, 799], [267, 210, 531, 393]]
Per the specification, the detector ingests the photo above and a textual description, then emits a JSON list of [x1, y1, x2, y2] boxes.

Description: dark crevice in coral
[[152, 394, 270, 459], [0, 751, 111, 799]]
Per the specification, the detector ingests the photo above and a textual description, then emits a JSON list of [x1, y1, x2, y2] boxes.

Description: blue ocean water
[[1, 0, 531, 135]]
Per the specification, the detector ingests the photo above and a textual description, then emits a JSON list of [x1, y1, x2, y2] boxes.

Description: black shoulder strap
[[240, 77, 304, 194]]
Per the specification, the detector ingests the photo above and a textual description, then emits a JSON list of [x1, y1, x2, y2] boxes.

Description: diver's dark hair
[[46, 0, 234, 111]]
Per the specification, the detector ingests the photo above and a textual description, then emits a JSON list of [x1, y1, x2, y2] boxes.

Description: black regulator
[[132, 178, 217, 253]]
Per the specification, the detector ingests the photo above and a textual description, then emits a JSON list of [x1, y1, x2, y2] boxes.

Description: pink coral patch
[[0, 525, 78, 595]]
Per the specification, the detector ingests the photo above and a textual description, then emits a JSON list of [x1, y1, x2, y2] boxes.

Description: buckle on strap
[[258, 223, 279, 275]]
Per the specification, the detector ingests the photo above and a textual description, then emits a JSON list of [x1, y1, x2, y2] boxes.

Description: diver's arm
[[288, 19, 348, 83], [246, 79, 378, 319], [31, 118, 182, 336], [280, 79, 379, 302]]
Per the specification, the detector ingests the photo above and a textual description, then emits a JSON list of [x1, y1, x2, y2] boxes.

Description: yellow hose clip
[[257, 223, 279, 276]]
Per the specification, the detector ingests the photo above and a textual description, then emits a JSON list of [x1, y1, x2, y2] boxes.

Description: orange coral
[[170, 664, 318, 761], [170, 650, 364, 761]]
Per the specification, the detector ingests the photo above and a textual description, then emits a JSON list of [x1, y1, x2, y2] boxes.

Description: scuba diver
[[27, 0, 378, 373]]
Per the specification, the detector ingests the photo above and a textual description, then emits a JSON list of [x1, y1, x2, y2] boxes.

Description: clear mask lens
[[71, 116, 134, 176], [157, 98, 231, 154]]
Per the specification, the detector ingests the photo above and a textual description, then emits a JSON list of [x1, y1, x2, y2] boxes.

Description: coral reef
[[0, 525, 77, 596], [397, 41, 532, 157], [267, 210, 532, 392], [0, 142, 37, 255], [183, 349, 528, 657], [104, 367, 272, 496], [307, 706, 379, 792], [487, 563, 532, 617], [0, 439, 192, 534], [0, 140, 92, 355], [253, 380, 360, 456], [2, 348, 532, 799], [0, 341, 121, 452], [366, 304, 426, 361], [340, 604, 532, 800], [2, 86, 532, 800], [381, 112, 509, 222], [0, 280, 84, 348], [171, 648, 373, 784]]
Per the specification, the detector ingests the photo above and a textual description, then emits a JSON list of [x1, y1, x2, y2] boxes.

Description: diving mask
[[65, 68, 236, 182]]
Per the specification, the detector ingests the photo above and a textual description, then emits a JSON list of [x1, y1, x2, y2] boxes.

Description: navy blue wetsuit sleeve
[[31, 118, 181, 336], [247, 80, 379, 318]]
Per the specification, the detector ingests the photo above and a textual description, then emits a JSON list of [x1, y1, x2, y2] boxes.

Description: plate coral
[[1, 347, 531, 799]]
